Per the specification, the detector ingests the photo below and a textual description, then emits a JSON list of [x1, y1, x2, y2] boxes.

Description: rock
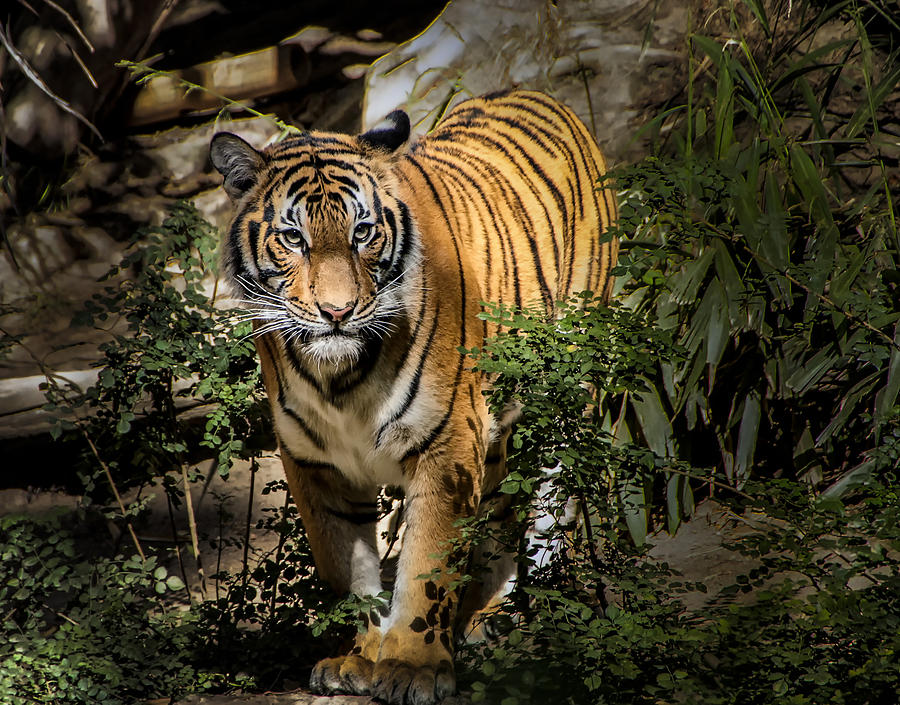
[[362, 0, 687, 164]]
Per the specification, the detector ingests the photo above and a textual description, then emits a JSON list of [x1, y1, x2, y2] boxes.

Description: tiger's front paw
[[371, 658, 455, 705], [309, 654, 374, 696]]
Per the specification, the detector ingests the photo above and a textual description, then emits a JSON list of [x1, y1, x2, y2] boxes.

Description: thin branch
[[134, 0, 180, 64], [181, 462, 207, 600], [0, 22, 103, 141], [81, 429, 146, 561], [116, 60, 302, 136], [166, 489, 192, 599], [578, 493, 609, 611], [32, 0, 95, 52], [664, 465, 755, 501], [701, 219, 900, 352], [53, 30, 97, 88]]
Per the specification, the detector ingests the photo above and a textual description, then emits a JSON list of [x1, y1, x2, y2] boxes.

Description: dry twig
[[0, 21, 103, 141], [29, 0, 95, 52]]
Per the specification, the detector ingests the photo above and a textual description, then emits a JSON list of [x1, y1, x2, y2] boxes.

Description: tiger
[[210, 89, 617, 705]]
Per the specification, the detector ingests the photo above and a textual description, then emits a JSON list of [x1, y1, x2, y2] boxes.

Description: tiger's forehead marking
[[265, 141, 375, 236], [278, 198, 307, 230]]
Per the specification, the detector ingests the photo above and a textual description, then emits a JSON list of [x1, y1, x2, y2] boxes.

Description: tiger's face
[[211, 112, 417, 365]]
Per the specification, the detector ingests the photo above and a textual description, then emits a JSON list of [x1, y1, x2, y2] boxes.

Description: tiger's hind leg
[[456, 415, 519, 643]]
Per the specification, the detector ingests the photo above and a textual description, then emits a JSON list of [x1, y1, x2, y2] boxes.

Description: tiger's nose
[[318, 301, 356, 324]]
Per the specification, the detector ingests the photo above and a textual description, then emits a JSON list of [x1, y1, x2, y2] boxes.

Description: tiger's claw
[[370, 658, 456, 705], [309, 654, 374, 696]]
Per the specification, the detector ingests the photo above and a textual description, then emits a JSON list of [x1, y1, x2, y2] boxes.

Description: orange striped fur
[[210, 90, 617, 705]]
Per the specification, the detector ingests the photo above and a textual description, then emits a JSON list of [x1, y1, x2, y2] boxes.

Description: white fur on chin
[[304, 334, 365, 365]]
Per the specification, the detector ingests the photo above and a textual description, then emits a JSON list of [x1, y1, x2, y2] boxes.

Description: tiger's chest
[[270, 364, 443, 488]]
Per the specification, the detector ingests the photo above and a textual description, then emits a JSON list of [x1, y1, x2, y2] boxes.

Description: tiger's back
[[401, 90, 617, 315], [210, 89, 616, 705]]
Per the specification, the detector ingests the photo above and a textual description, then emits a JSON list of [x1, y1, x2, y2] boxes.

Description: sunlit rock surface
[[363, 0, 687, 165]]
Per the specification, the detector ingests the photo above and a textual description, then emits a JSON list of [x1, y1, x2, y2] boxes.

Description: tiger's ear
[[210, 132, 264, 200], [359, 110, 410, 153]]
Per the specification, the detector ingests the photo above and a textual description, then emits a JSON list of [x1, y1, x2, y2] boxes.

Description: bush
[[0, 510, 225, 705], [43, 201, 265, 497]]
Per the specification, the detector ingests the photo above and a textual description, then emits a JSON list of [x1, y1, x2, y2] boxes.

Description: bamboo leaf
[[705, 279, 729, 374], [681, 473, 695, 517], [711, 238, 744, 323], [821, 459, 877, 499], [828, 248, 867, 308], [816, 371, 882, 445], [631, 381, 675, 458], [714, 54, 735, 158], [771, 38, 851, 92], [619, 470, 648, 547], [734, 390, 761, 489], [790, 144, 838, 302], [691, 34, 725, 69], [785, 345, 841, 394], [874, 324, 900, 427], [759, 171, 792, 301], [668, 247, 714, 304], [742, 0, 771, 38], [666, 473, 682, 534], [681, 283, 716, 355]]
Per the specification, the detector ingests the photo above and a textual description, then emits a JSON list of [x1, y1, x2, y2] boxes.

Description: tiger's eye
[[353, 222, 374, 244], [279, 228, 307, 251]]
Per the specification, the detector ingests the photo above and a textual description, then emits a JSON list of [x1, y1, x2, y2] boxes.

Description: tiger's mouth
[[303, 330, 366, 365]]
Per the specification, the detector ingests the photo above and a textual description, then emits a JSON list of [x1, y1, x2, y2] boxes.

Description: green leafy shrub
[[0, 510, 231, 705], [462, 300, 900, 705], [43, 200, 265, 498], [605, 0, 899, 519], [462, 298, 703, 704]]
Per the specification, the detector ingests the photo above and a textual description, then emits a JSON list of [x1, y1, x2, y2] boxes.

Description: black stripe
[[281, 403, 327, 451], [329, 335, 383, 399], [247, 219, 260, 260], [401, 353, 466, 461], [261, 337, 326, 451], [385, 270, 428, 380], [281, 450, 339, 474], [228, 212, 248, 262], [383, 201, 414, 285], [375, 303, 441, 446], [286, 174, 311, 200], [402, 157, 469, 348], [371, 188, 383, 220], [327, 171, 363, 190], [282, 338, 326, 397]]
